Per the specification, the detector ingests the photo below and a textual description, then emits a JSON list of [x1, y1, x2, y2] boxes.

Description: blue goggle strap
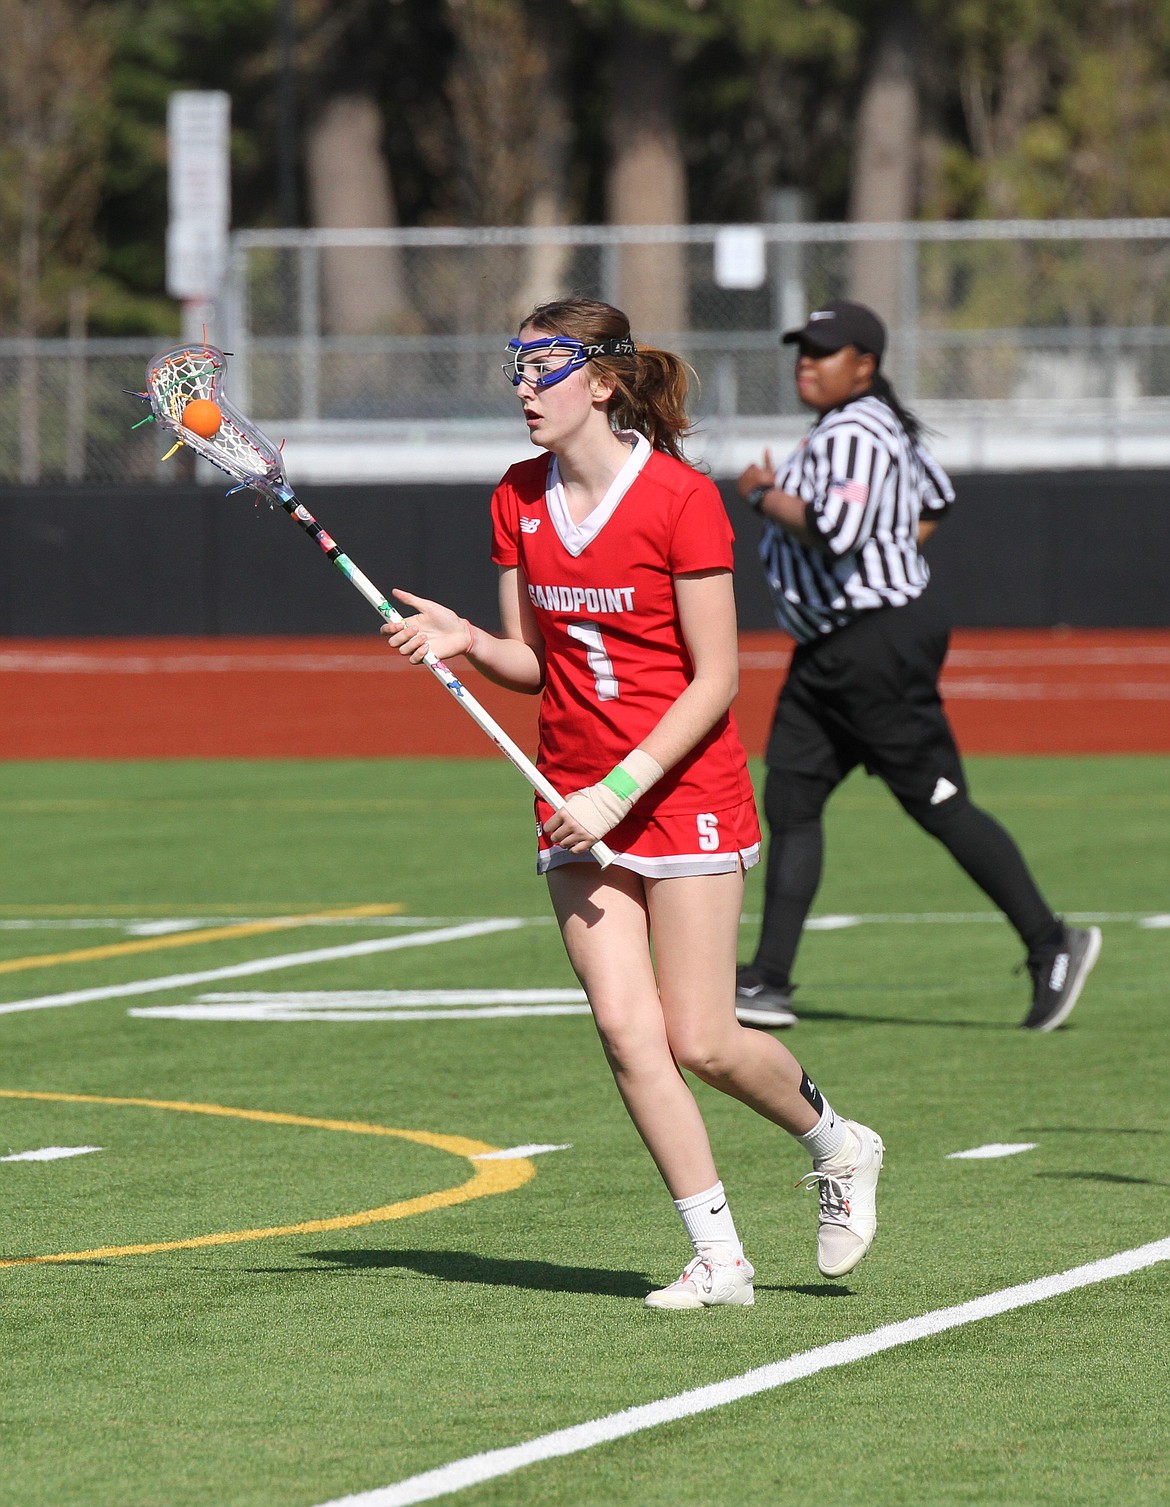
[[502, 335, 638, 389]]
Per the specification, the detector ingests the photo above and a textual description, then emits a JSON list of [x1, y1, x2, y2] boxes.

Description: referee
[[735, 300, 1100, 1032]]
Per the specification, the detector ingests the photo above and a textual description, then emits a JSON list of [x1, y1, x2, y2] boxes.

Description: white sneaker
[[796, 1119, 884, 1279], [644, 1252, 756, 1309]]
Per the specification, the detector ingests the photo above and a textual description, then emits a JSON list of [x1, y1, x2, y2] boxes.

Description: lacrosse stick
[[132, 342, 615, 867]]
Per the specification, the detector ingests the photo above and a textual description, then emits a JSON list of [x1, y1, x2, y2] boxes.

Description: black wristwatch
[[745, 484, 770, 514]]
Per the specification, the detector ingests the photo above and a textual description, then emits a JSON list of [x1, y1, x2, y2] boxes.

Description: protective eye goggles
[[502, 335, 637, 390]]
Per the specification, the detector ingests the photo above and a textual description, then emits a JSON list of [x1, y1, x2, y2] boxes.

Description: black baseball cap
[[782, 300, 886, 361]]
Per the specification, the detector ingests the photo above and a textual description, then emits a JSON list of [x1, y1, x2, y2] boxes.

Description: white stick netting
[[143, 344, 287, 494]]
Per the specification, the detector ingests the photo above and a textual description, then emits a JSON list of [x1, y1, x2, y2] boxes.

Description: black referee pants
[[751, 594, 1062, 987]]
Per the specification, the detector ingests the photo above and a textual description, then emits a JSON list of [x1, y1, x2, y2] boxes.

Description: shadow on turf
[[249, 1250, 863, 1300], [279, 1248, 654, 1297], [773, 1005, 1007, 1029], [756, 1283, 856, 1298], [1035, 1171, 1170, 1187]]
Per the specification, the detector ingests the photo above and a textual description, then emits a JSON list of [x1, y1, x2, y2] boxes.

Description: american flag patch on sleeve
[[827, 479, 869, 506]]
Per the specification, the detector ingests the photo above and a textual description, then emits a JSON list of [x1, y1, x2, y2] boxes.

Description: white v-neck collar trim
[[545, 431, 652, 557]]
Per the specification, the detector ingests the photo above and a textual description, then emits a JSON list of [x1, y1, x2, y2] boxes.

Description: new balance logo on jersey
[[519, 516, 541, 533], [930, 777, 959, 805]]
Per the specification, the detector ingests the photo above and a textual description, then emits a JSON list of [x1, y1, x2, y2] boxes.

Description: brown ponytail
[[518, 296, 696, 462]]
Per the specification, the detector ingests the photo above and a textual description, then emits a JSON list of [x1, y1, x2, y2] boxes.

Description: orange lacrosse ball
[[181, 398, 223, 437]]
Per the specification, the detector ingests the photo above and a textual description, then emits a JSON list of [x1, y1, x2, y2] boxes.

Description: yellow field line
[[0, 1090, 535, 1267], [0, 903, 403, 976]]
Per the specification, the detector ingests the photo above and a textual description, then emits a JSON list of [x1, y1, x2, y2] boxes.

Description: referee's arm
[[737, 456, 818, 546]]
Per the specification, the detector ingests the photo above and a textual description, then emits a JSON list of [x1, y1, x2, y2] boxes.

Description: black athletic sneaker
[[1022, 924, 1102, 1031], [735, 966, 798, 1028]]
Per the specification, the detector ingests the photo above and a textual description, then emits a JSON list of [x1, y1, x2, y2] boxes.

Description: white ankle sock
[[796, 1104, 858, 1168], [673, 1180, 742, 1258]]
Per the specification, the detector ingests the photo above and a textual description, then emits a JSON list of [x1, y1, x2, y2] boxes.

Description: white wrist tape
[[562, 750, 664, 841]]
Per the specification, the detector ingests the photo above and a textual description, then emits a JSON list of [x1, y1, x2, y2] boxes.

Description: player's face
[[794, 342, 876, 413], [512, 324, 613, 452]]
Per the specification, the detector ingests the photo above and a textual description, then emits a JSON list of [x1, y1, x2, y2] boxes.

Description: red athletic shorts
[[535, 794, 761, 879]]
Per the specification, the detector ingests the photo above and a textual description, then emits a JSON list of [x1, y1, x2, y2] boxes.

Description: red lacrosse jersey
[[490, 436, 756, 820]]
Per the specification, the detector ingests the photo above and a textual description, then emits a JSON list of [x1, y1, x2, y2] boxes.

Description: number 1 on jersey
[[567, 620, 619, 701]]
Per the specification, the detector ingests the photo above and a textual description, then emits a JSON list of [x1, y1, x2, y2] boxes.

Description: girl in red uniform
[[384, 297, 883, 1308]]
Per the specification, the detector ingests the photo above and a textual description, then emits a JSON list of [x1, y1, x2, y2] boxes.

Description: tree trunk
[[444, 0, 574, 328], [605, 25, 687, 341], [513, 0, 574, 324], [848, 3, 921, 324], [304, 93, 413, 335]]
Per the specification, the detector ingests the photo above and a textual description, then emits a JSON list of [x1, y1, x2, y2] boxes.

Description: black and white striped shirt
[[759, 394, 955, 644]]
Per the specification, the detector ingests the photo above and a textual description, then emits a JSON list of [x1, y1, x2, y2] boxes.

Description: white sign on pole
[[166, 91, 231, 301], [713, 225, 767, 291]]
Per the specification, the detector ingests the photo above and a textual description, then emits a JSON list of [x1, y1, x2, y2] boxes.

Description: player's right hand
[[382, 589, 474, 663]]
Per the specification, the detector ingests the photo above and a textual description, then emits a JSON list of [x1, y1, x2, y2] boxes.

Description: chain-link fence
[[7, 219, 1170, 483]]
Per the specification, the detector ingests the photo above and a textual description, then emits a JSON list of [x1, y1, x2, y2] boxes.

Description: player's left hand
[[544, 785, 625, 851]]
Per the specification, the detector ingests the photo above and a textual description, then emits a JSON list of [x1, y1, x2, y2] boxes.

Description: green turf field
[[1, 756, 1168, 1507]]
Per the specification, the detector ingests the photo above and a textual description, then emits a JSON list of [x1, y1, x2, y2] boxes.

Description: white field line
[[314, 1236, 1170, 1507], [945, 647, 1170, 667], [0, 921, 527, 1017], [471, 1144, 572, 1160], [938, 681, 1170, 701], [0, 910, 1160, 934], [0, 650, 412, 674], [198, 989, 589, 1005], [130, 1004, 592, 1023], [738, 648, 1170, 670], [7, 645, 1169, 677], [1, 1145, 102, 1162], [129, 987, 591, 1023], [750, 911, 1161, 926], [0, 916, 547, 932], [947, 1143, 1038, 1160]]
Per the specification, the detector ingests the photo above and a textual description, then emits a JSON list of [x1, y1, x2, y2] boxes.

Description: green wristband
[[601, 765, 640, 802]]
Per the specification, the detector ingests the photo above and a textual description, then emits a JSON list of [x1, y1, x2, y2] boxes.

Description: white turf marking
[[194, 989, 589, 1005], [738, 911, 1158, 928], [934, 681, 1170, 701], [131, 1004, 592, 1023], [1, 1145, 102, 1162], [0, 921, 527, 1017], [128, 988, 590, 1024], [0, 915, 535, 933], [124, 919, 211, 936], [0, 649, 418, 674], [7, 643, 1169, 675], [0, 910, 1161, 936], [471, 1144, 572, 1161], [947, 1143, 1038, 1160], [313, 1236, 1170, 1507]]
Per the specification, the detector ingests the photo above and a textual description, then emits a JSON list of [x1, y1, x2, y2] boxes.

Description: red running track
[[1, 630, 1167, 760]]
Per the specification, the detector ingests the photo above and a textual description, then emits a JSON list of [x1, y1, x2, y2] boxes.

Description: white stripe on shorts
[[538, 843, 760, 878]]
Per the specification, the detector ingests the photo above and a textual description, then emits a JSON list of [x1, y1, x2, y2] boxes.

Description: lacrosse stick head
[[142, 344, 289, 498]]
